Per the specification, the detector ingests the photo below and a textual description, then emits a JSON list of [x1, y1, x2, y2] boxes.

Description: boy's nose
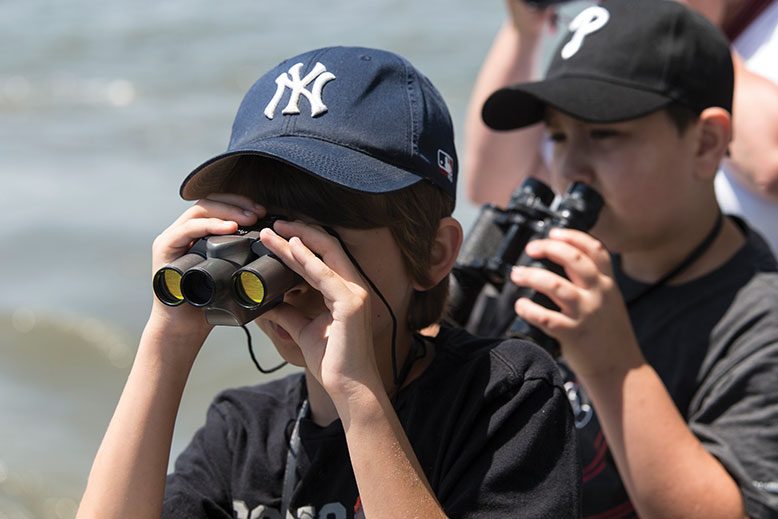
[[556, 148, 595, 187]]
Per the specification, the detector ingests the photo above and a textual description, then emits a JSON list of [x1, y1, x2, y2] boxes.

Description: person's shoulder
[[709, 222, 778, 358], [727, 269, 778, 332], [726, 217, 778, 310], [434, 325, 563, 388], [733, 216, 778, 273]]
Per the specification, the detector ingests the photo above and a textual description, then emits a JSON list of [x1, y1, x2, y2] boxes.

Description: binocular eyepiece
[[152, 216, 301, 326]]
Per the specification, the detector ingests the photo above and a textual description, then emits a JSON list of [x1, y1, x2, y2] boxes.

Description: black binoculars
[[152, 216, 301, 326], [447, 178, 603, 357]]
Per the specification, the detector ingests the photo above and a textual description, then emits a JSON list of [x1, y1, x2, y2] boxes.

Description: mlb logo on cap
[[438, 150, 454, 182]]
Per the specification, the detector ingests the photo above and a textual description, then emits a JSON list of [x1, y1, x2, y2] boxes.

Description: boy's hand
[[258, 221, 384, 403], [510, 228, 645, 380], [148, 193, 266, 336]]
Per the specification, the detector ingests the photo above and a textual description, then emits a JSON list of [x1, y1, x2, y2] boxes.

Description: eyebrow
[[543, 110, 560, 126]]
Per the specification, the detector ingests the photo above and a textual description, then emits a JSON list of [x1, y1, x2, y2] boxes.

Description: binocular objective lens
[[163, 270, 183, 301], [153, 268, 185, 306], [237, 271, 265, 305], [181, 270, 215, 307]]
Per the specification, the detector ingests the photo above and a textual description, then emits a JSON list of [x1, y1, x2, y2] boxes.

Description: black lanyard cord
[[282, 395, 309, 516], [323, 225, 416, 391], [624, 212, 724, 307], [240, 323, 288, 374]]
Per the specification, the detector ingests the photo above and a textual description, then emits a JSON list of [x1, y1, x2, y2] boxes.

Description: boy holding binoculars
[[480, 0, 778, 517], [77, 46, 581, 518]]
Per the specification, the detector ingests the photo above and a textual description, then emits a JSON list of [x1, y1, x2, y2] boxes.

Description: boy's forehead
[[543, 106, 670, 130], [543, 108, 564, 126], [543, 107, 613, 127]]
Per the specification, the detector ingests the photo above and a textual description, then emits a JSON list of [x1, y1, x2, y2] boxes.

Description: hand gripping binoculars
[[152, 216, 301, 326], [447, 178, 603, 357]]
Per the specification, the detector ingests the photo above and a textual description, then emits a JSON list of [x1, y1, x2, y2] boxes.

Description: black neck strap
[[624, 212, 724, 306], [391, 333, 428, 403]]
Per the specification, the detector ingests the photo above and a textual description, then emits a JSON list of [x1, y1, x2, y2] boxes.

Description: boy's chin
[[281, 350, 307, 368], [268, 338, 307, 367]]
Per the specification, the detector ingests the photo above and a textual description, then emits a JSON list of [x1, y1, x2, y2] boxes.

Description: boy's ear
[[414, 216, 463, 290], [694, 107, 732, 180]]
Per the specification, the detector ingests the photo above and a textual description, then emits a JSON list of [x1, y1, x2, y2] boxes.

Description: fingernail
[[243, 210, 256, 217]]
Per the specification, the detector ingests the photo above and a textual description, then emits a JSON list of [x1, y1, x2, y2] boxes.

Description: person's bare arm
[[78, 195, 264, 518], [463, 1, 551, 206], [511, 229, 746, 518], [77, 321, 206, 518], [726, 51, 778, 200]]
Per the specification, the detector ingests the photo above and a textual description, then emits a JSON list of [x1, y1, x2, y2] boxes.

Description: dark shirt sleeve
[[689, 341, 778, 518], [687, 276, 778, 518], [163, 399, 237, 518]]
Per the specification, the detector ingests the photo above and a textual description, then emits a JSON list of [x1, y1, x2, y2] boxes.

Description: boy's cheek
[[255, 318, 307, 367]]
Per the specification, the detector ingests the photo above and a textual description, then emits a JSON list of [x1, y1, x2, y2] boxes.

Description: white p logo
[[560, 6, 610, 60]]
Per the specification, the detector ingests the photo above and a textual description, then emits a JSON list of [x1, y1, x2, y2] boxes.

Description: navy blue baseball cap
[[483, 0, 734, 130], [180, 46, 458, 200]]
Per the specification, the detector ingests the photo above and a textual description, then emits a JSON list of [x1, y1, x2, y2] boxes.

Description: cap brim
[[483, 77, 673, 130], [179, 135, 423, 200]]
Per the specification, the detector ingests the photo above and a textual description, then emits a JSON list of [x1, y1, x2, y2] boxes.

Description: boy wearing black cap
[[77, 47, 581, 518], [481, 0, 778, 517]]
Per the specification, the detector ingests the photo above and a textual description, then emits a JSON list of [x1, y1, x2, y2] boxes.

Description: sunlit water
[[0, 0, 585, 516]]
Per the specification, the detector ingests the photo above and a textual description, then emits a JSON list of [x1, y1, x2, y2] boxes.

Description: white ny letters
[[264, 62, 336, 120]]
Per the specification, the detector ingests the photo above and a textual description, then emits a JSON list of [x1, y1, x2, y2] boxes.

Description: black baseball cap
[[180, 46, 458, 201], [482, 0, 734, 130]]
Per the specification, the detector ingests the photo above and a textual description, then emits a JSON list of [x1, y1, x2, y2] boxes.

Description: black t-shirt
[[568, 218, 778, 518], [163, 326, 582, 518]]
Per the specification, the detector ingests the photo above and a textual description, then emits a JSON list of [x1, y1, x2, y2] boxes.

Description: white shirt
[[715, 2, 778, 255]]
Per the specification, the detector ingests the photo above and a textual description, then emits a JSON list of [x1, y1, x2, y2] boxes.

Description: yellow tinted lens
[[239, 272, 265, 304], [163, 269, 183, 302]]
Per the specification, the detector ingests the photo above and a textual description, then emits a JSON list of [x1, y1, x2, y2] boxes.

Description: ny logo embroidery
[[561, 6, 610, 60], [264, 62, 336, 120]]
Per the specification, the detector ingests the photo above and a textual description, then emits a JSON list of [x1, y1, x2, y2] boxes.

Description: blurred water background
[[0, 0, 584, 516]]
